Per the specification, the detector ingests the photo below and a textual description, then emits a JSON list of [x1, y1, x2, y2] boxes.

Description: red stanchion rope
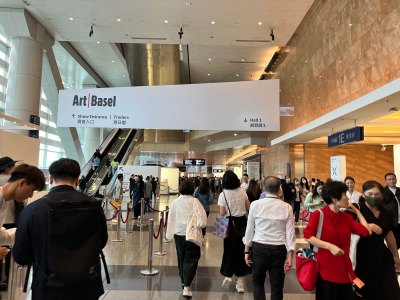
[[105, 210, 119, 221], [164, 210, 168, 228], [121, 206, 131, 224], [153, 217, 164, 239]]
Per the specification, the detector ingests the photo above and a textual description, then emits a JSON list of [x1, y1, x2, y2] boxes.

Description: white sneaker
[[235, 280, 244, 293], [222, 277, 232, 288], [183, 287, 192, 297]]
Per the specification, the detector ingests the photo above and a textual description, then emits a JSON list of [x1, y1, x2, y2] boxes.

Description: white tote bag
[[186, 200, 202, 247]]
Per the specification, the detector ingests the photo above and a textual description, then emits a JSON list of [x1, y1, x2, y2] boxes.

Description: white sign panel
[[57, 80, 280, 131], [247, 162, 260, 180], [330, 156, 346, 181]]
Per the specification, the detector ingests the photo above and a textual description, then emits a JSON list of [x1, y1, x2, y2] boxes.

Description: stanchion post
[[154, 211, 167, 256], [112, 205, 124, 242], [140, 219, 159, 276], [138, 198, 145, 228], [124, 202, 132, 235], [163, 206, 171, 244], [105, 197, 108, 210]]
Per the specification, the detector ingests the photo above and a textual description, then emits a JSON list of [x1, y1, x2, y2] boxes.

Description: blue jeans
[[252, 243, 287, 300]]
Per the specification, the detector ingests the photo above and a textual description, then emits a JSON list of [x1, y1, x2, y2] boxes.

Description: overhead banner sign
[[57, 80, 280, 131], [183, 159, 205, 166], [328, 126, 364, 147]]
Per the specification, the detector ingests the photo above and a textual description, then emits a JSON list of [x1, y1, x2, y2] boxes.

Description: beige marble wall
[[263, 0, 400, 174], [271, 0, 400, 138]]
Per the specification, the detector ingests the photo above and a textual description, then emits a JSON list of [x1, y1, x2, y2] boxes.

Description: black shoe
[[0, 282, 8, 291]]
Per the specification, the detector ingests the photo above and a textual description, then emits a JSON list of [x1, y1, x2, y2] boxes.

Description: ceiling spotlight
[[69, 17, 74, 21], [111, 60, 115, 63], [96, 41, 100, 44], [381, 145, 387, 152], [89, 24, 94, 37], [207, 73, 210, 76], [208, 139, 211, 142], [234, 133, 237, 136], [241, 59, 245, 62], [211, 21, 215, 24], [258, 22, 262, 26], [348, 23, 353, 27], [164, 20, 169, 24], [208, 58, 212, 61], [117, 18, 121, 22], [270, 29, 275, 41], [236, 74, 239, 77]]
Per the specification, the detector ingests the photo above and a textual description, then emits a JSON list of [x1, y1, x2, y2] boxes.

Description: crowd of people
[[166, 171, 400, 299], [0, 155, 399, 299]]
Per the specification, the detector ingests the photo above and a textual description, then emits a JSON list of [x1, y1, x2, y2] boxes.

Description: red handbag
[[299, 209, 312, 222], [296, 209, 324, 291], [296, 250, 318, 291]]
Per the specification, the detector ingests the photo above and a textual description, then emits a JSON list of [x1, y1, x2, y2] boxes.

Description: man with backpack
[[13, 158, 108, 300]]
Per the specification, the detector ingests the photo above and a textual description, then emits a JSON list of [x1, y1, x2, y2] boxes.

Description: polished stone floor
[[99, 194, 314, 300], [5, 194, 399, 300]]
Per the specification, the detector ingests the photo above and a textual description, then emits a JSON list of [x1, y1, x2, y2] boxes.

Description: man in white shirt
[[383, 172, 400, 249], [240, 174, 249, 191], [243, 176, 295, 300]]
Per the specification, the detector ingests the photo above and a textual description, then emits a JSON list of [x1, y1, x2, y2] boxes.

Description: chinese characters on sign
[[328, 127, 364, 147], [244, 117, 267, 128]]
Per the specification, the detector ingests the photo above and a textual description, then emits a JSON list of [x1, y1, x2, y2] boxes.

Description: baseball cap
[[0, 156, 20, 172]]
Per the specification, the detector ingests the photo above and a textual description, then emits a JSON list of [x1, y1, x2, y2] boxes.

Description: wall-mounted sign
[[29, 115, 40, 139], [328, 126, 364, 147], [57, 80, 280, 131], [184, 159, 205, 166]]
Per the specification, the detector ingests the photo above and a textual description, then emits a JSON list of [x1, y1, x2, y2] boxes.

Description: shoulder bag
[[186, 199, 202, 247]]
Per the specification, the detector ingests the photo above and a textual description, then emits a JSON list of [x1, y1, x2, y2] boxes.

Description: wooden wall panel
[[304, 144, 394, 188]]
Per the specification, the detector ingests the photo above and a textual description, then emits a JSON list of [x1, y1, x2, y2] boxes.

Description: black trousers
[[316, 275, 354, 300], [174, 235, 201, 287], [201, 211, 210, 236], [393, 225, 400, 249], [220, 216, 250, 277], [252, 244, 286, 300], [294, 201, 301, 222]]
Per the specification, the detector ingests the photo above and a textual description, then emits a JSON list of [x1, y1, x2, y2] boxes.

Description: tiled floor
[[5, 194, 399, 300]]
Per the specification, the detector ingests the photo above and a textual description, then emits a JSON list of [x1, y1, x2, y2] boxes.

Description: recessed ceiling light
[[348, 23, 353, 26], [111, 60, 115, 63], [234, 133, 237, 136], [211, 21, 215, 25], [117, 18, 121, 22], [319, 75, 322, 78], [338, 60, 342, 63], [164, 20, 169, 24], [207, 73, 211, 76], [236, 74, 239, 77], [96, 41, 100, 44], [208, 58, 212, 61], [291, 75, 295, 78], [208, 139, 211, 142], [305, 60, 308, 63], [258, 22, 262, 26], [69, 17, 74, 21], [122, 75, 126, 77], [241, 59, 245, 62]]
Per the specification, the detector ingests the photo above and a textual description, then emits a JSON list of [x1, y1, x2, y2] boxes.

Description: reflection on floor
[[100, 194, 314, 299]]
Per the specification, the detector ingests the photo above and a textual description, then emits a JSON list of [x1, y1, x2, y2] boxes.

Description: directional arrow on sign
[[119, 167, 124, 171]]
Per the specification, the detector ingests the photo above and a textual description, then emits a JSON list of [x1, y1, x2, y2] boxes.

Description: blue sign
[[328, 126, 364, 147]]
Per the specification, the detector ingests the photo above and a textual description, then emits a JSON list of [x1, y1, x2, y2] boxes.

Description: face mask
[[295, 181, 299, 185], [302, 180, 307, 183], [286, 179, 290, 184], [364, 196, 384, 206], [317, 190, 322, 195]]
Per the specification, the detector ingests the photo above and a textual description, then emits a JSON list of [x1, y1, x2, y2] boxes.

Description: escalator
[[83, 129, 140, 197]]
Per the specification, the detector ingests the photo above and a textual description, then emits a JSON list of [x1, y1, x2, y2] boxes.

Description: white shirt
[[389, 187, 400, 223], [240, 182, 249, 191], [0, 188, 16, 245], [166, 195, 207, 239], [218, 188, 249, 217], [346, 190, 362, 205], [112, 180, 123, 200], [243, 194, 296, 252]]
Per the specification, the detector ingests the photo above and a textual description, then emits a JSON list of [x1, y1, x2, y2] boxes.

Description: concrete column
[[82, 127, 101, 161], [5, 37, 43, 134]]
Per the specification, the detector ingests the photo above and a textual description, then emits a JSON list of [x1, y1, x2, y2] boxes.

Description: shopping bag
[[186, 201, 202, 247], [299, 209, 312, 222], [213, 215, 229, 238], [296, 248, 318, 291]]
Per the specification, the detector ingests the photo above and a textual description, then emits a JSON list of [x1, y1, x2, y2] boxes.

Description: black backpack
[[44, 198, 110, 288]]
